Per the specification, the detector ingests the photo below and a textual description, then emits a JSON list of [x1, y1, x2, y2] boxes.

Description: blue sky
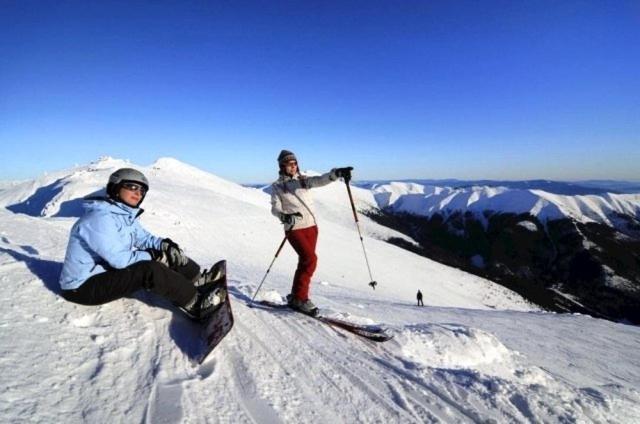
[[1, 1, 639, 183]]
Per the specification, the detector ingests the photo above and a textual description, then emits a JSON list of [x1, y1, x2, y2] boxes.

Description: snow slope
[[371, 182, 640, 226], [1, 158, 639, 423]]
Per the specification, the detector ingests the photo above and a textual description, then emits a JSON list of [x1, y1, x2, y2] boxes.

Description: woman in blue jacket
[[59, 168, 223, 321]]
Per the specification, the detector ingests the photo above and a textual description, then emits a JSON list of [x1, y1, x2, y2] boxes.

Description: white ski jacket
[[270, 170, 338, 231]]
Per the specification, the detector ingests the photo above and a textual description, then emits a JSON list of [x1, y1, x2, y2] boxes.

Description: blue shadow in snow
[[0, 247, 63, 295], [7, 179, 64, 217], [20, 245, 39, 255], [55, 189, 105, 217], [227, 284, 254, 305], [7, 182, 104, 218], [130, 289, 204, 361]]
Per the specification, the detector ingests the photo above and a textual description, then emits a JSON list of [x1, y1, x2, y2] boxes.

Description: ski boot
[[286, 294, 319, 317], [181, 285, 227, 321], [194, 260, 226, 294]]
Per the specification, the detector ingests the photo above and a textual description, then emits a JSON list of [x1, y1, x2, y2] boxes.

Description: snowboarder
[[417, 290, 424, 306], [59, 168, 225, 321], [270, 150, 352, 316]]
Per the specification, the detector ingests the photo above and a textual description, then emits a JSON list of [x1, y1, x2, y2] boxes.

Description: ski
[[255, 300, 393, 342]]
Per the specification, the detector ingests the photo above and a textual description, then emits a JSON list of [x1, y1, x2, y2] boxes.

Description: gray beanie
[[277, 150, 297, 165]]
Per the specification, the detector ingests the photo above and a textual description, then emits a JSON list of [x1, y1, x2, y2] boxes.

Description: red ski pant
[[286, 225, 318, 301]]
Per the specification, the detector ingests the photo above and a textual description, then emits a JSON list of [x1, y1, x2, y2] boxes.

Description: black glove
[[147, 248, 168, 266], [280, 212, 302, 226], [161, 238, 188, 268], [334, 166, 354, 182]]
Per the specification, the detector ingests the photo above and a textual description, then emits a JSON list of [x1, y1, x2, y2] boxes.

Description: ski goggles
[[121, 182, 147, 194]]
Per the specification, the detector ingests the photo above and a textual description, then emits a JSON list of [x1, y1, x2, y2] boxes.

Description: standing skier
[[59, 168, 225, 321], [417, 290, 424, 306], [270, 149, 352, 316]]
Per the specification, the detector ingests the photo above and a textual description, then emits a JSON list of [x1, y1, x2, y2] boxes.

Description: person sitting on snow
[[59, 168, 225, 321], [270, 149, 352, 316]]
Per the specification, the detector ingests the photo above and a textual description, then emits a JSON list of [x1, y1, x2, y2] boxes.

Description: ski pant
[[61, 258, 200, 307], [286, 225, 318, 301]]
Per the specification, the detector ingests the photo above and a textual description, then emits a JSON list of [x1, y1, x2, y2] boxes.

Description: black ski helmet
[[106, 168, 149, 205]]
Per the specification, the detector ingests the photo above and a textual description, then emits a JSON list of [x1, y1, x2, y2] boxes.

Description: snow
[[602, 265, 637, 292], [398, 324, 516, 370], [517, 220, 539, 232], [1, 158, 639, 422], [373, 182, 640, 227]]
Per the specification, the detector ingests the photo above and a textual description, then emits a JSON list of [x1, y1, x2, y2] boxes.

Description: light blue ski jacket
[[59, 197, 163, 290]]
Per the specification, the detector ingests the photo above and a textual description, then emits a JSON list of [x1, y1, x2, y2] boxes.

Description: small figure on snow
[[59, 168, 225, 321], [270, 150, 352, 316], [417, 290, 424, 306]]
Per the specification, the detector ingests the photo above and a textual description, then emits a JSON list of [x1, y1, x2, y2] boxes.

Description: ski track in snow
[[2, 158, 640, 423]]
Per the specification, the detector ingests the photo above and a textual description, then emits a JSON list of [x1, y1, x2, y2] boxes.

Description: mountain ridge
[[369, 181, 640, 229]]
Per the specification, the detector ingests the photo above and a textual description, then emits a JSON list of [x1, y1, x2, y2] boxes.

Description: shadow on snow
[[7, 181, 103, 218], [0, 247, 63, 295]]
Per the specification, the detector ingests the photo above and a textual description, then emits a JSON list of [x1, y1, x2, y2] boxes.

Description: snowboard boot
[[286, 294, 319, 317], [194, 260, 226, 294], [180, 285, 227, 321]]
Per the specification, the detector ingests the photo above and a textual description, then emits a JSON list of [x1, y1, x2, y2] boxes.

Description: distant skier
[[417, 290, 424, 306], [59, 168, 225, 321], [270, 149, 352, 316]]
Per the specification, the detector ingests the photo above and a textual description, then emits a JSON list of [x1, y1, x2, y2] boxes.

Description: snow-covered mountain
[[357, 179, 640, 195], [364, 181, 640, 324], [370, 182, 640, 227], [1, 158, 639, 422]]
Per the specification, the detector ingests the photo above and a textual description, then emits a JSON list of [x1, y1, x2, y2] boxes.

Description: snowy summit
[[371, 181, 640, 226], [0, 158, 639, 422]]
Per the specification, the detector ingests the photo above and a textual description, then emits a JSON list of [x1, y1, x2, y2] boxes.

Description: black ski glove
[[147, 248, 169, 266], [334, 167, 354, 182], [161, 238, 188, 268], [280, 212, 302, 226]]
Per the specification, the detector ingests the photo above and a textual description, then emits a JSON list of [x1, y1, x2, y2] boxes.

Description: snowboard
[[196, 260, 234, 364]]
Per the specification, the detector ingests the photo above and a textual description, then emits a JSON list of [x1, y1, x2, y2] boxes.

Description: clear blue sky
[[1, 0, 639, 183]]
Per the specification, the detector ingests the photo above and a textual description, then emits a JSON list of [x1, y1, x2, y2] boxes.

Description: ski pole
[[251, 235, 288, 303], [344, 177, 378, 290]]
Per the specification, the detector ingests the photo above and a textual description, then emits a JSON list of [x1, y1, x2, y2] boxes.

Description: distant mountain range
[[367, 182, 640, 228], [247, 178, 640, 195], [355, 179, 640, 195], [362, 181, 640, 324]]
